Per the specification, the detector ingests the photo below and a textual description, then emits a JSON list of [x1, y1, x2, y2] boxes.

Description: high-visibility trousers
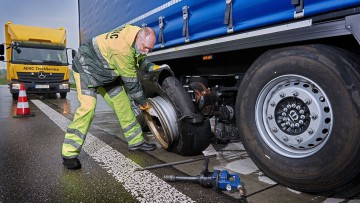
[[62, 72, 144, 159]]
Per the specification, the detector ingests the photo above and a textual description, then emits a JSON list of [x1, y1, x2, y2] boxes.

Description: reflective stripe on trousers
[[98, 83, 144, 147], [62, 72, 144, 159], [62, 72, 97, 158]]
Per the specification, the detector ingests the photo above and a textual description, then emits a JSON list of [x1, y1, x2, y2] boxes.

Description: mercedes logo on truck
[[38, 71, 46, 79]]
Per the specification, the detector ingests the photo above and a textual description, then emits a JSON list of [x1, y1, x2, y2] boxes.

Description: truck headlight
[[12, 84, 21, 89], [59, 84, 69, 89]]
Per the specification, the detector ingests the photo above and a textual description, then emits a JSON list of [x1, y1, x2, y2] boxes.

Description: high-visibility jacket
[[73, 25, 154, 105]]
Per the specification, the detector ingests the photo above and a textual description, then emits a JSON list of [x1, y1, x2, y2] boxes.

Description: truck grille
[[17, 72, 65, 84]]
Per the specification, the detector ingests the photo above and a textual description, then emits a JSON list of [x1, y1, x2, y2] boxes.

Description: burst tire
[[147, 76, 212, 156]]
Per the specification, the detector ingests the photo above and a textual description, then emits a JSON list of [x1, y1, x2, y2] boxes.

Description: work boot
[[63, 157, 81, 170], [128, 142, 157, 151]]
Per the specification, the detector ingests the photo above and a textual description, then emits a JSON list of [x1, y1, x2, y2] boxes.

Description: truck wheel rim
[[145, 96, 179, 149], [255, 74, 333, 158]]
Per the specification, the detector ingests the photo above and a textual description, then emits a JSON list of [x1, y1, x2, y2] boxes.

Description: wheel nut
[[299, 110, 304, 114], [290, 123, 295, 128], [305, 99, 312, 105], [270, 101, 275, 107], [311, 113, 318, 120], [295, 123, 300, 128], [282, 112, 286, 117], [268, 114, 273, 119], [283, 108, 288, 112], [292, 91, 299, 96], [287, 104, 291, 109], [272, 127, 278, 132], [279, 92, 285, 98], [282, 117, 287, 122], [295, 136, 303, 143], [299, 120, 304, 125], [300, 115, 305, 119], [319, 96, 325, 102], [282, 136, 289, 142], [286, 122, 290, 126], [291, 104, 296, 108], [308, 128, 314, 134], [296, 105, 301, 110]]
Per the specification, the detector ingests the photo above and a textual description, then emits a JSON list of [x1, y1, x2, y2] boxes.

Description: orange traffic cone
[[13, 83, 34, 118]]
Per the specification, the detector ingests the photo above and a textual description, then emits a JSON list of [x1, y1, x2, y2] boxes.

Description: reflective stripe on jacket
[[74, 25, 154, 105]]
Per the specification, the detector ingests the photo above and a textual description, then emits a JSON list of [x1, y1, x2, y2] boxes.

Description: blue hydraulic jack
[[163, 158, 247, 202]]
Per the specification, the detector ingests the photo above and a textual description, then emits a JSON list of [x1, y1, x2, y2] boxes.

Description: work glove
[[152, 64, 171, 71], [140, 102, 158, 117]]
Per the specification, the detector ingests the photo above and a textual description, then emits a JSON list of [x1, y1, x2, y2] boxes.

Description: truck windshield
[[12, 46, 68, 65]]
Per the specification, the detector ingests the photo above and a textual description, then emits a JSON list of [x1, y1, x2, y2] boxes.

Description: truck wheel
[[236, 45, 360, 192], [145, 76, 212, 156], [136, 112, 149, 132], [12, 93, 19, 100], [60, 92, 67, 99]]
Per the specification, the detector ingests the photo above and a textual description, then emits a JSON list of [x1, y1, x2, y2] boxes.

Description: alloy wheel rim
[[255, 74, 333, 158]]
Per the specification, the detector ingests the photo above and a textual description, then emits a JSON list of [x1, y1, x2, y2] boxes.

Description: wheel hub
[[274, 97, 310, 135]]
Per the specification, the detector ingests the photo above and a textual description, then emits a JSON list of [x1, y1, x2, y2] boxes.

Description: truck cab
[[0, 21, 70, 99]]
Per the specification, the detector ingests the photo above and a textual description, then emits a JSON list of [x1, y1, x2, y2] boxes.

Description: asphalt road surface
[[0, 85, 359, 203]]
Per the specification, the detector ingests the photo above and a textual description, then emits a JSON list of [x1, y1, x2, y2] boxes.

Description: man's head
[[135, 27, 156, 55]]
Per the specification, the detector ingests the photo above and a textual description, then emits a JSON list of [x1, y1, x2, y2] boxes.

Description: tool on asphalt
[[163, 157, 247, 202], [134, 154, 217, 171], [13, 83, 34, 118]]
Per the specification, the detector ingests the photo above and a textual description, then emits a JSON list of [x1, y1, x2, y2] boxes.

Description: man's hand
[[140, 102, 158, 117], [152, 64, 171, 71]]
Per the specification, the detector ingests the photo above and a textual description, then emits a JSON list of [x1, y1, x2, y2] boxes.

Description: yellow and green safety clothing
[[62, 25, 156, 159]]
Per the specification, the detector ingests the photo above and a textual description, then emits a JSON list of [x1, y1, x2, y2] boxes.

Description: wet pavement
[[0, 88, 135, 202], [0, 85, 235, 203], [1, 85, 360, 203]]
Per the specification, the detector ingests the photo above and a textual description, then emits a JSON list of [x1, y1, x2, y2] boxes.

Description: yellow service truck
[[0, 22, 70, 99]]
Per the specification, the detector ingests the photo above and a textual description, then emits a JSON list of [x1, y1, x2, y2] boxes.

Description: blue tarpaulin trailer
[[78, 0, 360, 192], [79, 0, 360, 48]]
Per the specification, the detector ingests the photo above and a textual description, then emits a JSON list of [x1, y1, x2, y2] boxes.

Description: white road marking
[[32, 99, 194, 203]]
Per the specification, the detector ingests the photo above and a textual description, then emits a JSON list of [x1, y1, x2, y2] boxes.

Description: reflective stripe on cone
[[13, 83, 34, 118]]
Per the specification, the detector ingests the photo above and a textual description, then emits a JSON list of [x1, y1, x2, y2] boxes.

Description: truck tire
[[12, 93, 19, 100], [60, 92, 67, 99], [145, 76, 212, 156], [236, 44, 360, 192]]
